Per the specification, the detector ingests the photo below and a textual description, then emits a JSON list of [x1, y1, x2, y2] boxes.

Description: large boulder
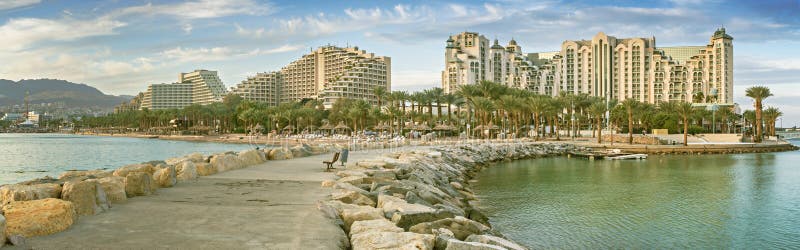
[[290, 146, 312, 158], [0, 183, 62, 205], [1, 198, 77, 237], [89, 176, 126, 204], [378, 194, 436, 214], [238, 149, 266, 166], [151, 165, 177, 188], [165, 153, 204, 165], [444, 240, 505, 250], [61, 180, 105, 216], [350, 232, 435, 250], [340, 207, 385, 231], [349, 218, 403, 237], [392, 209, 455, 231], [409, 216, 492, 240], [58, 170, 111, 180], [210, 154, 244, 172], [113, 163, 155, 177], [331, 190, 375, 207], [124, 172, 154, 197], [465, 235, 527, 250], [355, 160, 388, 169], [195, 162, 217, 176], [268, 148, 293, 160], [176, 161, 198, 181]]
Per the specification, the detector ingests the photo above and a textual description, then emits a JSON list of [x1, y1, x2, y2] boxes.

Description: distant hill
[[0, 79, 131, 108]]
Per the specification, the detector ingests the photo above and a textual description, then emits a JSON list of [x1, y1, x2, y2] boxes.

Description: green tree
[[669, 101, 695, 146], [620, 99, 640, 144], [588, 101, 607, 143], [745, 86, 773, 142]]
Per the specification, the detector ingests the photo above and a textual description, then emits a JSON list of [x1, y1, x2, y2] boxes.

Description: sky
[[0, 0, 798, 126]]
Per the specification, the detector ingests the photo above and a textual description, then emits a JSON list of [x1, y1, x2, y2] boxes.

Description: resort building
[[140, 70, 227, 110], [441, 32, 535, 94], [114, 93, 143, 114], [231, 72, 282, 106], [442, 28, 734, 105], [231, 46, 391, 109]]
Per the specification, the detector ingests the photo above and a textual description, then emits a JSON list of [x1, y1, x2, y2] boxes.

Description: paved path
[[24, 147, 414, 249]]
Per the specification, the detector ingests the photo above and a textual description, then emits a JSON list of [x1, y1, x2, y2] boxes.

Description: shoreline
[[58, 132, 800, 154], [0, 139, 797, 248]]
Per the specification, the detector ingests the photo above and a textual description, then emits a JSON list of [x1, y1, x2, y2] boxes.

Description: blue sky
[[1, 0, 799, 126]]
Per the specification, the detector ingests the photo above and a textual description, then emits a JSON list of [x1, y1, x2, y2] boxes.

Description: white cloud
[[182, 23, 193, 34], [113, 0, 272, 20], [0, 16, 126, 51], [161, 44, 303, 63], [235, 23, 265, 38], [0, 0, 39, 10]]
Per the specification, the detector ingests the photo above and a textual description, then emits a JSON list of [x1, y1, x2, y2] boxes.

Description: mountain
[[0, 79, 131, 108]]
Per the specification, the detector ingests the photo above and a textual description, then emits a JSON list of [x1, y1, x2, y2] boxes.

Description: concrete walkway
[[23, 148, 411, 249]]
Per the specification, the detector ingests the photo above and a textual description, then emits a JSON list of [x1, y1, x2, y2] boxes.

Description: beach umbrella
[[413, 123, 431, 131], [319, 123, 334, 130], [282, 125, 295, 131], [373, 123, 390, 131], [433, 123, 450, 131]]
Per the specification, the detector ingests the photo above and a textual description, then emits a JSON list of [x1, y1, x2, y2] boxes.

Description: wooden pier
[[568, 150, 647, 160]]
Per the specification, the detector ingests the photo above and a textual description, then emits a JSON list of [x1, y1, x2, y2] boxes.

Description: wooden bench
[[323, 152, 340, 171]]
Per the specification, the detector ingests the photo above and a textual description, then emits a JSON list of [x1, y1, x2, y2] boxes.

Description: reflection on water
[[0, 133, 254, 185], [473, 141, 800, 249]]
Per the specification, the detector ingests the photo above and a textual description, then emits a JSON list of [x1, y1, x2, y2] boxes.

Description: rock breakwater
[[0, 142, 377, 246], [320, 142, 579, 250]]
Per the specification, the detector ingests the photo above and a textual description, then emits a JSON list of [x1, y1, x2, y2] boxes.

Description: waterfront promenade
[[18, 150, 405, 249]]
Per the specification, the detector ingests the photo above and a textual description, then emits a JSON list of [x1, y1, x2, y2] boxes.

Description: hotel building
[[232, 46, 391, 109], [140, 70, 227, 110], [442, 28, 734, 105]]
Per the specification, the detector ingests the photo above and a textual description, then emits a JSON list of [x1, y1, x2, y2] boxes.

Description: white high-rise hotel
[[233, 46, 391, 108], [140, 69, 227, 110], [442, 28, 734, 105]]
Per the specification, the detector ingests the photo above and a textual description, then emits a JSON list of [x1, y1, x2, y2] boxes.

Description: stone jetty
[[320, 142, 579, 249], [0, 142, 360, 248]]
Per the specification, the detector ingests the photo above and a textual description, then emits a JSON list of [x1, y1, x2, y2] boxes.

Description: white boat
[[605, 154, 648, 160]]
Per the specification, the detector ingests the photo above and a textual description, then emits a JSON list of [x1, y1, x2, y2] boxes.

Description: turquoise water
[[0, 133, 254, 185], [473, 140, 800, 249]]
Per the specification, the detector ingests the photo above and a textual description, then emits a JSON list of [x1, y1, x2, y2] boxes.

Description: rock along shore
[[0, 141, 403, 248], [320, 142, 581, 250]]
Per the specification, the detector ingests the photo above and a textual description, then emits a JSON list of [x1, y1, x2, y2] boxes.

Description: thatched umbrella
[[373, 123, 390, 131], [319, 123, 334, 136], [334, 121, 351, 134], [433, 123, 450, 131], [319, 123, 334, 130], [412, 123, 431, 131]]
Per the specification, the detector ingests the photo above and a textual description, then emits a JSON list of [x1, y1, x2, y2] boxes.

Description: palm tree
[[588, 101, 606, 143], [715, 107, 735, 133], [441, 93, 459, 122], [762, 107, 783, 136], [429, 87, 444, 120], [472, 97, 495, 138], [373, 86, 388, 107], [745, 86, 773, 143], [692, 92, 705, 103], [527, 96, 548, 140], [743, 110, 756, 137], [669, 101, 695, 146], [620, 99, 640, 144]]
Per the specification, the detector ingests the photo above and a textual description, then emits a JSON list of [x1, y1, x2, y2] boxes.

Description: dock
[[568, 149, 647, 160]]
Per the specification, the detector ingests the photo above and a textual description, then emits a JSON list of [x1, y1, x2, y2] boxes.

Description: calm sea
[[0, 133, 255, 185], [473, 139, 800, 249]]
